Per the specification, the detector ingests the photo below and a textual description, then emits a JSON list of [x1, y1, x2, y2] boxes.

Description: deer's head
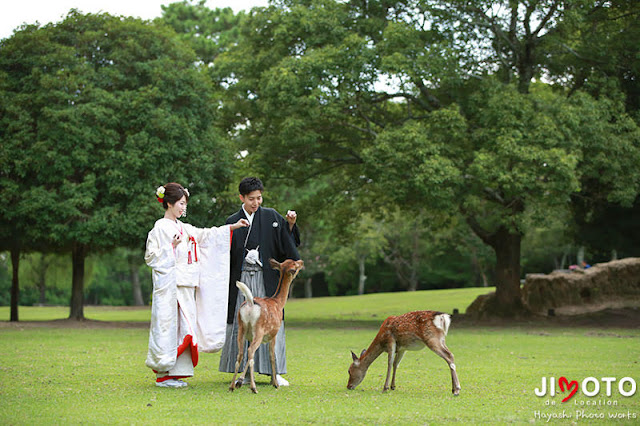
[[347, 350, 367, 390], [269, 258, 304, 280]]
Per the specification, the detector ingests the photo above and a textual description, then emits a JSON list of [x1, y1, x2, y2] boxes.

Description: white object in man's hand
[[286, 210, 297, 226]]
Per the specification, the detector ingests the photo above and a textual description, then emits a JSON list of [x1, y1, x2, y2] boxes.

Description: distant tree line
[[1, 0, 639, 318]]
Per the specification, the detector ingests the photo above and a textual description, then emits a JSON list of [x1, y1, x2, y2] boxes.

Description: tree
[[210, 0, 640, 316], [444, 1, 640, 274], [0, 11, 234, 319]]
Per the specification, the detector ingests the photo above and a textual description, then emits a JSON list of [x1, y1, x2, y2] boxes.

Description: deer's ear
[[351, 351, 359, 362], [360, 349, 366, 358], [269, 258, 280, 269]]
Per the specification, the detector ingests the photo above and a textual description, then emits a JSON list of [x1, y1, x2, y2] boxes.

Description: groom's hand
[[286, 210, 297, 230]]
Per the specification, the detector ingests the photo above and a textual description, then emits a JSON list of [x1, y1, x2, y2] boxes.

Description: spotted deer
[[347, 310, 461, 395], [229, 258, 304, 393]]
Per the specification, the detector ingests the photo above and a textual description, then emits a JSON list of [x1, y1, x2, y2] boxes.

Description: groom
[[218, 177, 301, 386]]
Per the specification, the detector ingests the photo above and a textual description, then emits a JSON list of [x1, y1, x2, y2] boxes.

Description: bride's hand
[[230, 219, 250, 230]]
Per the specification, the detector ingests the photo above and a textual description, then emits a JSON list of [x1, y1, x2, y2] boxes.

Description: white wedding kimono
[[144, 218, 231, 377]]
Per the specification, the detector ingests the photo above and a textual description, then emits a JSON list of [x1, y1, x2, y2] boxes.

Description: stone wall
[[522, 257, 640, 315]]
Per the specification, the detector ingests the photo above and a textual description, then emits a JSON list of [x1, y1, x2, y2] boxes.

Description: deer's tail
[[236, 281, 254, 307], [433, 313, 451, 336]]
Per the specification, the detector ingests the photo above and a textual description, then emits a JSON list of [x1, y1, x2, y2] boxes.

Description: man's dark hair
[[238, 177, 264, 196]]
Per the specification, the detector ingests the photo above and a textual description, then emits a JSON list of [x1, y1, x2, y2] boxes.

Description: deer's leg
[[442, 341, 461, 396], [246, 336, 263, 394], [236, 342, 252, 391], [268, 338, 278, 388], [390, 350, 405, 390], [383, 341, 396, 392], [427, 337, 461, 396], [229, 325, 246, 391]]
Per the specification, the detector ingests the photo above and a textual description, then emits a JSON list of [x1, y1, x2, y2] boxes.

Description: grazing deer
[[347, 310, 461, 395], [229, 258, 304, 393]]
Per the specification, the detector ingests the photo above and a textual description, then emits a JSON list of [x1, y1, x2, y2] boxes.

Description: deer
[[347, 310, 461, 395], [229, 258, 304, 393]]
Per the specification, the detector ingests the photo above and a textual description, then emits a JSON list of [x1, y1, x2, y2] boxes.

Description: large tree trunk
[[491, 227, 525, 316], [69, 243, 87, 320], [466, 215, 529, 317], [10, 247, 20, 322]]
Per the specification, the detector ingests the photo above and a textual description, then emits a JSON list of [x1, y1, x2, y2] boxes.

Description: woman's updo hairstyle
[[159, 182, 189, 209]]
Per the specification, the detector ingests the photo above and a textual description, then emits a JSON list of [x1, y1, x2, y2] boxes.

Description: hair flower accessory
[[183, 188, 190, 197], [156, 186, 165, 203]]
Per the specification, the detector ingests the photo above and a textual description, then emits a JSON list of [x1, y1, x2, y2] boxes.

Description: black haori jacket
[[225, 206, 301, 324]]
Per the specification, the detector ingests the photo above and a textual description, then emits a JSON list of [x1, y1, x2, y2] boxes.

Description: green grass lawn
[[1, 288, 639, 424]]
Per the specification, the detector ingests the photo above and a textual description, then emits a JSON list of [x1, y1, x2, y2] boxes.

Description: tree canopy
[[1, 1, 639, 318], [209, 0, 640, 316], [0, 11, 235, 319]]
